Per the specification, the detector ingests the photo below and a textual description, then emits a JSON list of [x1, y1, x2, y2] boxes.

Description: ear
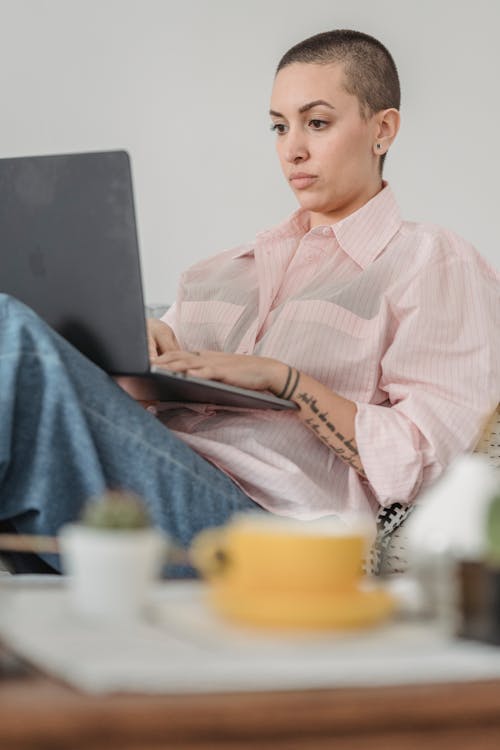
[[372, 108, 400, 156]]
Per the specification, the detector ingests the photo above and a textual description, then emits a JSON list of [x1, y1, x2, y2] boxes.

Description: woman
[[1, 30, 498, 574]]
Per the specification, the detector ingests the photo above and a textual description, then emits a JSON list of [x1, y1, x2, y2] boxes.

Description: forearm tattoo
[[277, 366, 300, 400], [297, 391, 367, 479]]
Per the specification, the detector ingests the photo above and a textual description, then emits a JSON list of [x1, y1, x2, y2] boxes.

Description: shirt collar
[[332, 183, 402, 269], [231, 245, 255, 260], [231, 209, 308, 259], [233, 183, 402, 267]]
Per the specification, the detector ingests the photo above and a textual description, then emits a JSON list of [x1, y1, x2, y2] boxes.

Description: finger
[[147, 332, 158, 360], [185, 365, 235, 383], [146, 320, 159, 359], [154, 351, 201, 368], [186, 367, 215, 379], [173, 357, 207, 373], [155, 328, 180, 356], [147, 320, 181, 358]]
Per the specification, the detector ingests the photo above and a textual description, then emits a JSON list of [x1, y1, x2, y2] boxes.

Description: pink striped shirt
[[159, 184, 499, 523]]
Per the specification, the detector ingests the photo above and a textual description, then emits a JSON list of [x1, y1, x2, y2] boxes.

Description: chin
[[296, 196, 331, 214]]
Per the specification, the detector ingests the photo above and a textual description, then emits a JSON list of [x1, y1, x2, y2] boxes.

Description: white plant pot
[[59, 524, 168, 622]]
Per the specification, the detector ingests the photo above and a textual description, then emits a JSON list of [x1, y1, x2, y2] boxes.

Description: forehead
[[271, 62, 353, 109]]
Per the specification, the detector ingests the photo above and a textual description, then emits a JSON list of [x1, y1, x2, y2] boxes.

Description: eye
[[309, 119, 328, 130], [270, 122, 288, 135]]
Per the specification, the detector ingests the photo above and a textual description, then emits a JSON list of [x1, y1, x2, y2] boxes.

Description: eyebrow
[[269, 99, 335, 118]]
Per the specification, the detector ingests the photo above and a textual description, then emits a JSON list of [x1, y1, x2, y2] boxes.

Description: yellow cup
[[190, 515, 395, 629], [191, 514, 370, 594]]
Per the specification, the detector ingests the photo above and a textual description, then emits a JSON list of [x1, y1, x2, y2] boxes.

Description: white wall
[[0, 0, 498, 303]]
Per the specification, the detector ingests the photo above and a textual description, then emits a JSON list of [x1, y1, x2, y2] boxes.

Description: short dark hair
[[276, 30, 400, 170]]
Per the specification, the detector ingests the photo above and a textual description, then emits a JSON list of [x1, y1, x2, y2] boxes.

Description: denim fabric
[[0, 294, 264, 576]]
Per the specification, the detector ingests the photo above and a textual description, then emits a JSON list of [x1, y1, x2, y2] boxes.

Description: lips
[[289, 173, 318, 189]]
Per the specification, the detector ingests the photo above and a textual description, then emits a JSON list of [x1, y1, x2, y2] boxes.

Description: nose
[[281, 128, 309, 164]]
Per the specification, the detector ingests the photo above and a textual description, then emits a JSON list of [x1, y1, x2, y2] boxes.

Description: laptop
[[0, 150, 296, 411]]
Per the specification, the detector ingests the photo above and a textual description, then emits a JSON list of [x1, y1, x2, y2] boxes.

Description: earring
[[376, 143, 381, 150]]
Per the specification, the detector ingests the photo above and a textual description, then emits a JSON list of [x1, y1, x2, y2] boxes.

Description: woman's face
[[270, 62, 384, 227]]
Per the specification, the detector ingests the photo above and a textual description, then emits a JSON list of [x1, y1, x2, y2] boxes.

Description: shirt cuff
[[354, 402, 443, 507]]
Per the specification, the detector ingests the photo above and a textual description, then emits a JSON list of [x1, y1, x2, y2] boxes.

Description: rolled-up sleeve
[[355, 246, 500, 507]]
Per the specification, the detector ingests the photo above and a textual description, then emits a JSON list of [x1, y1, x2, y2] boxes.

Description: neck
[[309, 178, 384, 228]]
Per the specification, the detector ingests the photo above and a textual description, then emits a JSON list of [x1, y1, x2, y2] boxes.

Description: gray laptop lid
[[0, 150, 149, 373], [0, 150, 297, 410]]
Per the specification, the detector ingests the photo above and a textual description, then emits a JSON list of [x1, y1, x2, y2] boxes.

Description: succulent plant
[[80, 490, 152, 530], [485, 492, 500, 566]]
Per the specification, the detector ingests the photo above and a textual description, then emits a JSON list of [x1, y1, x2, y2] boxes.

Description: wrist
[[269, 362, 300, 401]]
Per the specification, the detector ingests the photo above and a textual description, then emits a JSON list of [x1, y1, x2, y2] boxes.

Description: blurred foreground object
[[80, 490, 152, 529], [407, 454, 498, 561], [191, 513, 394, 629], [456, 492, 500, 644], [59, 490, 168, 622], [406, 454, 499, 631]]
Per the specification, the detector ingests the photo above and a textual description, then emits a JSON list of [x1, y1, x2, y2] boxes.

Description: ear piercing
[[376, 143, 381, 149]]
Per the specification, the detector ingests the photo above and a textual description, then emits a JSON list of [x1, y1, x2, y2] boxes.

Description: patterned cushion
[[473, 405, 500, 469]]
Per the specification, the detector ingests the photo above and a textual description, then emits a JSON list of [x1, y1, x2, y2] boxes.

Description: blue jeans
[[0, 294, 264, 576]]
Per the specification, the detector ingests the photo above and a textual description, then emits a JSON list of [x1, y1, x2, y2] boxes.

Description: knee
[[0, 294, 50, 347], [0, 292, 13, 314], [0, 293, 30, 317], [0, 293, 41, 323]]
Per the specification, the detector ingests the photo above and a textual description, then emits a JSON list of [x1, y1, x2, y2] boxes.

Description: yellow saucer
[[207, 582, 395, 630]]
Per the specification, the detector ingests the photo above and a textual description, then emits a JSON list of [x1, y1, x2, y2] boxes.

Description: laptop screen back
[[0, 150, 150, 373]]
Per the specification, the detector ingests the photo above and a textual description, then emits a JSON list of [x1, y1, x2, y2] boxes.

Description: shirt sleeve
[[355, 246, 500, 507]]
